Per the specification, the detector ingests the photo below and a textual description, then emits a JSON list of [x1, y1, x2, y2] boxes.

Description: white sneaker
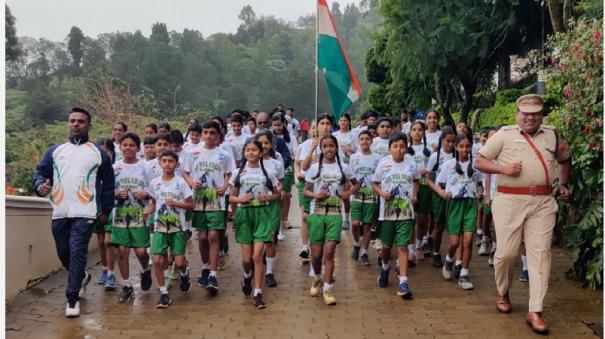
[[277, 232, 285, 241], [79, 271, 92, 298], [408, 250, 417, 263], [342, 220, 350, 230], [65, 301, 80, 318], [373, 239, 383, 250], [478, 241, 489, 256]]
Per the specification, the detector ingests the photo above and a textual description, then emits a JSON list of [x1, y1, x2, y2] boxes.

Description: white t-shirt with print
[[145, 158, 163, 181], [184, 146, 235, 212], [225, 133, 251, 162], [263, 154, 285, 181], [402, 122, 412, 135], [426, 150, 454, 178], [425, 130, 442, 153], [410, 144, 430, 184], [305, 162, 353, 216], [372, 156, 419, 221], [349, 152, 381, 203], [113, 160, 151, 228], [436, 159, 482, 199], [370, 137, 390, 157], [297, 139, 345, 175], [229, 165, 279, 207], [148, 175, 192, 233]]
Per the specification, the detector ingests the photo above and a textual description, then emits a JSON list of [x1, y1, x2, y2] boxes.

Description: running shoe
[[432, 253, 443, 267], [156, 293, 171, 308], [65, 300, 80, 318], [309, 278, 323, 297], [299, 249, 310, 262], [442, 261, 453, 280], [96, 269, 108, 285], [254, 293, 266, 309], [198, 269, 210, 287], [277, 232, 285, 241], [265, 273, 277, 288], [118, 285, 134, 302], [140, 269, 152, 291], [104, 274, 117, 291], [458, 275, 474, 290], [351, 246, 360, 261], [360, 253, 370, 266], [377, 267, 390, 287], [342, 220, 350, 230], [478, 241, 490, 256], [454, 264, 462, 280], [180, 270, 191, 293], [79, 271, 92, 297], [323, 287, 337, 305], [519, 270, 529, 282], [206, 275, 219, 294], [397, 281, 413, 299], [242, 276, 252, 295]]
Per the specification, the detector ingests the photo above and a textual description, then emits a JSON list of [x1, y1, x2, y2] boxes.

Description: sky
[[8, 0, 358, 41]]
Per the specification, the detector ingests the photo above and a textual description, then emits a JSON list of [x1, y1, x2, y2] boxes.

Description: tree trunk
[[459, 80, 477, 124], [563, 0, 574, 31], [433, 76, 454, 126], [548, 0, 565, 33], [498, 51, 511, 90]]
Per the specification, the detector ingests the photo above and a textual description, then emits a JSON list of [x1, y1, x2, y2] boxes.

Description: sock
[[477, 230, 483, 236], [323, 282, 333, 290], [254, 288, 262, 296], [360, 248, 367, 256], [266, 257, 275, 274], [353, 240, 360, 247], [202, 262, 210, 270], [460, 268, 470, 277], [408, 244, 415, 252], [433, 252, 440, 256], [521, 255, 528, 270], [455, 260, 463, 266], [142, 266, 151, 273], [108, 270, 114, 277], [445, 255, 453, 263], [243, 271, 252, 279], [102, 266, 108, 271], [302, 244, 309, 252], [381, 260, 390, 271], [180, 268, 189, 277], [396, 259, 399, 267], [209, 271, 217, 277], [122, 278, 131, 287], [398, 276, 408, 284], [159, 285, 168, 294], [415, 239, 422, 248], [422, 235, 428, 243], [219, 250, 225, 257]]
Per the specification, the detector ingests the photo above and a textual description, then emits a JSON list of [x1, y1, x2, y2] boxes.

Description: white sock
[[266, 257, 275, 274], [122, 278, 131, 287], [243, 271, 252, 279], [477, 230, 483, 235], [408, 244, 415, 252], [209, 271, 217, 277], [460, 268, 470, 277], [159, 285, 168, 294], [360, 248, 367, 256], [415, 239, 422, 248], [219, 250, 225, 257], [180, 268, 189, 276], [521, 255, 528, 270], [433, 252, 440, 256], [302, 244, 309, 252], [323, 282, 333, 290], [455, 260, 463, 266], [381, 260, 390, 271], [108, 270, 114, 277], [102, 266, 108, 271], [422, 235, 428, 244], [445, 255, 453, 263], [353, 240, 360, 247], [398, 276, 408, 284], [254, 288, 262, 296], [309, 267, 316, 277], [202, 262, 210, 270]]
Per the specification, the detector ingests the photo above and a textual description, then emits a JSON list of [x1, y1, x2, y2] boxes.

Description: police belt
[[497, 185, 553, 196]]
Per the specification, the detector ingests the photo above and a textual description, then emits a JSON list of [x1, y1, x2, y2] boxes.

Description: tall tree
[[5, 5, 21, 62], [68, 26, 84, 74], [150, 23, 170, 44]]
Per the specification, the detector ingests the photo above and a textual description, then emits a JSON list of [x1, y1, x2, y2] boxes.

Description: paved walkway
[[6, 194, 602, 338]]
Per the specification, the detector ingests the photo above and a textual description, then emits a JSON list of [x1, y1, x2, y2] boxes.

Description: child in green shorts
[[434, 133, 483, 290], [183, 121, 235, 294], [110, 133, 153, 302], [372, 132, 419, 300], [426, 126, 456, 267], [229, 139, 280, 309], [146, 150, 194, 308], [348, 130, 380, 265], [303, 135, 356, 306]]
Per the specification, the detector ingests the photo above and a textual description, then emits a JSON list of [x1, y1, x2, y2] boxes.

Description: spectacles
[[257, 120, 269, 125], [517, 110, 542, 117]]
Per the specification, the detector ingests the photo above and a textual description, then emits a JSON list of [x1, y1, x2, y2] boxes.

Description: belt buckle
[[529, 186, 536, 195]]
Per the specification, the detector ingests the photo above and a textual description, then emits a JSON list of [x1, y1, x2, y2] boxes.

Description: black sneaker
[[475, 233, 483, 247], [180, 270, 191, 293], [207, 275, 219, 295], [254, 293, 266, 309], [118, 285, 134, 302], [424, 237, 433, 255], [377, 267, 390, 288], [454, 264, 462, 280], [265, 274, 277, 288], [155, 293, 171, 308], [140, 269, 152, 291], [351, 246, 360, 260], [408, 259, 416, 268], [197, 269, 210, 287], [360, 253, 370, 266], [242, 276, 252, 295], [299, 249, 310, 261], [432, 253, 443, 267]]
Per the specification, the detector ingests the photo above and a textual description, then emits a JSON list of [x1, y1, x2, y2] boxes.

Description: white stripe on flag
[[347, 85, 360, 102], [318, 3, 337, 38]]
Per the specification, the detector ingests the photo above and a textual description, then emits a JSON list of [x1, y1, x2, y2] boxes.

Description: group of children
[[89, 108, 526, 310]]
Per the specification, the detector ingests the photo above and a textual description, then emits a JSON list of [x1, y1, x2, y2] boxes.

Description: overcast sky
[[8, 0, 358, 41]]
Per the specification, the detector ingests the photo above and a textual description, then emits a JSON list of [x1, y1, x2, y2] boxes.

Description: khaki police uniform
[[479, 94, 570, 313]]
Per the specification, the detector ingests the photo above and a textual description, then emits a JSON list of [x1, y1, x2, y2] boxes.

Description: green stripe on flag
[[318, 34, 354, 119]]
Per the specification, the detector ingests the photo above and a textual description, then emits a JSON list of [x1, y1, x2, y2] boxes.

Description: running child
[[183, 123, 203, 154], [229, 139, 280, 309], [348, 130, 381, 265], [294, 119, 316, 262], [432, 133, 483, 290], [271, 113, 297, 238], [372, 132, 418, 299], [425, 110, 442, 152], [145, 150, 194, 308], [111, 122, 128, 162], [304, 135, 356, 305], [370, 117, 393, 157], [143, 136, 157, 162], [110, 132, 153, 302]]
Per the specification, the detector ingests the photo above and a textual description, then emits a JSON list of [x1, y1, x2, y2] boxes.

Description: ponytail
[[259, 157, 275, 191]]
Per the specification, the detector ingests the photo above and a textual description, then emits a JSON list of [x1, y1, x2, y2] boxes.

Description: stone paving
[[6, 196, 602, 338]]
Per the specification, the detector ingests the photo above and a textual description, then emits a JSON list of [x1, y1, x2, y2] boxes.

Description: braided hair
[[313, 135, 346, 185], [454, 132, 475, 177], [271, 113, 291, 144], [234, 139, 274, 192], [407, 121, 431, 158], [431, 125, 455, 172]]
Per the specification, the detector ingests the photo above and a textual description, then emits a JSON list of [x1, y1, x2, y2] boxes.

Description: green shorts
[[185, 210, 193, 222], [191, 211, 225, 231], [414, 185, 432, 214], [283, 171, 295, 193], [431, 191, 446, 225], [446, 198, 477, 235], [307, 214, 342, 244], [234, 206, 274, 244], [297, 180, 310, 213], [110, 226, 150, 248], [269, 201, 281, 232], [151, 231, 186, 256], [350, 200, 377, 224], [378, 220, 413, 248]]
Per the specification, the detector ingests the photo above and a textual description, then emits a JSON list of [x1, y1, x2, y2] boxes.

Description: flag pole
[[314, 0, 319, 126]]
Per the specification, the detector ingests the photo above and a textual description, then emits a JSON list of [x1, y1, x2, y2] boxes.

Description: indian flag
[[317, 0, 362, 119]]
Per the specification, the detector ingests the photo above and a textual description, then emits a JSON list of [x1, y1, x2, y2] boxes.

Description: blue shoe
[[397, 281, 413, 299], [197, 269, 210, 287], [180, 270, 191, 293], [206, 275, 219, 294], [97, 269, 108, 285], [377, 267, 390, 288], [104, 274, 117, 291], [519, 270, 529, 282]]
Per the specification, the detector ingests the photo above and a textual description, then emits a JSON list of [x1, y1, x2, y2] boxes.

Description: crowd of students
[[89, 106, 529, 310]]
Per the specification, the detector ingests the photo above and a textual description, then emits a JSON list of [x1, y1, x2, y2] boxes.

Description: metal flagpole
[[315, 0, 319, 125]]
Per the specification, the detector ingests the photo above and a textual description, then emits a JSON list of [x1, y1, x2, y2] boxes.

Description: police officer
[[475, 94, 571, 335]]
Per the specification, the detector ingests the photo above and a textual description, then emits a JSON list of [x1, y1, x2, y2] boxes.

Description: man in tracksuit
[[34, 107, 115, 318]]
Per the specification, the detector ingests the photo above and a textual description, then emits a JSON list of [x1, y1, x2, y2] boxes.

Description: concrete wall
[[5, 196, 98, 300]]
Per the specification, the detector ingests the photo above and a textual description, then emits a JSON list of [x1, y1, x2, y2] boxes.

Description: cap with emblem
[[516, 94, 544, 113]]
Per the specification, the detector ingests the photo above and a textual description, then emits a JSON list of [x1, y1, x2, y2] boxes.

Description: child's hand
[[116, 190, 129, 200], [241, 193, 253, 203], [257, 193, 269, 202], [412, 195, 418, 204], [315, 189, 328, 200], [165, 198, 178, 207], [440, 191, 452, 200], [485, 197, 492, 207], [341, 190, 352, 201], [379, 191, 391, 200], [193, 181, 203, 190], [132, 191, 148, 200], [216, 186, 227, 196], [419, 168, 428, 176]]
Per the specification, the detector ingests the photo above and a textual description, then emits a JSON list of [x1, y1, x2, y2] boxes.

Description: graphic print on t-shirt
[[113, 162, 148, 228], [349, 153, 380, 203], [372, 157, 418, 221], [305, 162, 353, 216]]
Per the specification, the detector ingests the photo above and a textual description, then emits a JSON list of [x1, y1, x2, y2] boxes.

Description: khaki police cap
[[516, 94, 544, 113]]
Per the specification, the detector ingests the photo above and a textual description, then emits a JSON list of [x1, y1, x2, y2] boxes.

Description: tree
[[67, 26, 84, 74], [150, 23, 170, 44], [238, 5, 256, 28], [5, 5, 21, 62]]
